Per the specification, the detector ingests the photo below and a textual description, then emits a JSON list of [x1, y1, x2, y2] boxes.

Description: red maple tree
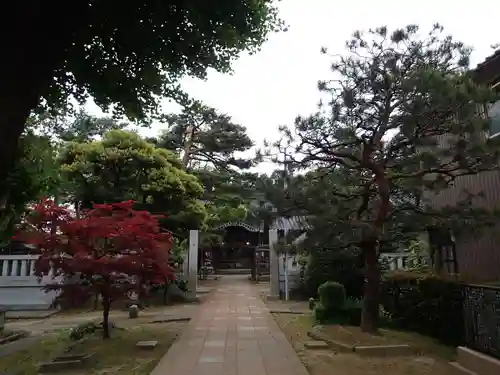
[[15, 199, 174, 338]]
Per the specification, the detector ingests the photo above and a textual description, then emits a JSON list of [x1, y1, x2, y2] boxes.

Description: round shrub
[[318, 281, 346, 311], [305, 249, 364, 299]]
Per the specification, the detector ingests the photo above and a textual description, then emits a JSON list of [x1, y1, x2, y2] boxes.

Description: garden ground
[[0, 320, 187, 375], [0, 281, 213, 374], [270, 305, 457, 375]]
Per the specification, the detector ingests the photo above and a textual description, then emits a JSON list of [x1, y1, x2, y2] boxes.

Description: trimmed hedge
[[314, 298, 362, 325], [314, 281, 362, 325], [381, 271, 465, 346], [305, 249, 364, 299], [318, 281, 346, 311]]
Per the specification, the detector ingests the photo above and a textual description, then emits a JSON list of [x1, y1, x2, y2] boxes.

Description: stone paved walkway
[[150, 276, 309, 375]]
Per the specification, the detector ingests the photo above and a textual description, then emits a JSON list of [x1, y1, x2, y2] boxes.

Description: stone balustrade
[[0, 255, 60, 311], [380, 252, 428, 271]]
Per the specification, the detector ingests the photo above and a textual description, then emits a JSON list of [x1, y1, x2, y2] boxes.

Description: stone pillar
[[418, 231, 431, 266], [268, 229, 279, 299], [187, 230, 199, 298]]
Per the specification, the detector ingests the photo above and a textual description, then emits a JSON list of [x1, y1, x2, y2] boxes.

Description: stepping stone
[[305, 340, 330, 350], [136, 341, 158, 350]]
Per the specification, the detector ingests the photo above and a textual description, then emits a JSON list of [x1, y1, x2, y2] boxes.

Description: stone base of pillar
[[266, 294, 280, 301]]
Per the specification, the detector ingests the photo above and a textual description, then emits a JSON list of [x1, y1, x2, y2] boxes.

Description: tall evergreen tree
[[156, 101, 254, 170], [274, 24, 500, 332]]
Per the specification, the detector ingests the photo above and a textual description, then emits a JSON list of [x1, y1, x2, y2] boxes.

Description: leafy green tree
[[152, 97, 256, 226], [274, 25, 500, 332], [155, 101, 254, 170], [60, 130, 206, 232], [27, 110, 127, 143], [0, 1, 284, 206], [1, 131, 59, 243], [58, 110, 128, 142]]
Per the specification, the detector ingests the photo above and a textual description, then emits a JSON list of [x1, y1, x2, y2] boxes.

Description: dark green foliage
[[313, 298, 362, 325], [59, 130, 206, 232], [304, 249, 365, 299], [30, 110, 128, 142], [156, 101, 254, 170], [314, 281, 362, 325], [0, 1, 284, 209], [381, 271, 465, 346], [270, 24, 500, 332], [1, 131, 59, 244], [69, 322, 100, 341], [30, 2, 285, 121], [318, 281, 346, 311]]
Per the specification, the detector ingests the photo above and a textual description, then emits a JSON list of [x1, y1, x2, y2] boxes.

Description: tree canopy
[[59, 130, 206, 233], [0, 130, 59, 244], [0, 1, 284, 205], [154, 101, 254, 170]]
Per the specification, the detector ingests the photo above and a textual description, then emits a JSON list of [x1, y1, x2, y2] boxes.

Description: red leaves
[[15, 199, 175, 298]]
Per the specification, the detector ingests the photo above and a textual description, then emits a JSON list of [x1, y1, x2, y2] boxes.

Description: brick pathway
[[150, 276, 309, 375]]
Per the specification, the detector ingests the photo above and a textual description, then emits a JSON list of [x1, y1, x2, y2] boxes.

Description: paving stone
[[149, 276, 309, 375], [305, 340, 330, 349], [136, 340, 158, 349]]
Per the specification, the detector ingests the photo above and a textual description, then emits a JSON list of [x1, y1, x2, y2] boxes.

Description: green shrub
[[313, 281, 356, 324], [69, 321, 99, 340], [381, 270, 465, 346], [305, 249, 364, 299], [318, 281, 346, 311], [313, 300, 362, 325]]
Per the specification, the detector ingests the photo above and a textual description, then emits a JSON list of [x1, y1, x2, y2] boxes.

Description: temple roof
[[271, 216, 310, 231], [213, 216, 310, 233], [213, 221, 261, 232]]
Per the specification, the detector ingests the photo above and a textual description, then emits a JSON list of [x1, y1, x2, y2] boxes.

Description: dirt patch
[[273, 313, 455, 375], [0, 321, 187, 375], [316, 325, 456, 359], [6, 303, 198, 335], [317, 325, 410, 346]]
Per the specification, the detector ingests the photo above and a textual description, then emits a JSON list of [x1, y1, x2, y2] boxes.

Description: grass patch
[[0, 322, 186, 375]]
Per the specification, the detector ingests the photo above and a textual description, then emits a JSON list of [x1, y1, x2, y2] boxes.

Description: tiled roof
[[270, 216, 311, 231], [473, 49, 500, 84], [475, 50, 500, 71], [213, 221, 262, 232], [212, 216, 311, 233]]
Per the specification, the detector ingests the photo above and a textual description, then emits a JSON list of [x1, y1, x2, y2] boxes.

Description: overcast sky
[[85, 0, 500, 173]]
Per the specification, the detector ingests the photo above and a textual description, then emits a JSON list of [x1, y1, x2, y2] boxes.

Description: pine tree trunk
[[360, 241, 381, 333], [102, 292, 111, 339]]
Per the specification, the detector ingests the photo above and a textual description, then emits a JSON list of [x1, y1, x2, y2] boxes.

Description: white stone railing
[[0, 255, 56, 286], [380, 252, 428, 271], [0, 255, 61, 310]]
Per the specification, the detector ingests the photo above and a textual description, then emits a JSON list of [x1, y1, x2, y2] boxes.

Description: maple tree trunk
[[101, 292, 111, 339], [93, 293, 99, 310], [360, 240, 381, 333]]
